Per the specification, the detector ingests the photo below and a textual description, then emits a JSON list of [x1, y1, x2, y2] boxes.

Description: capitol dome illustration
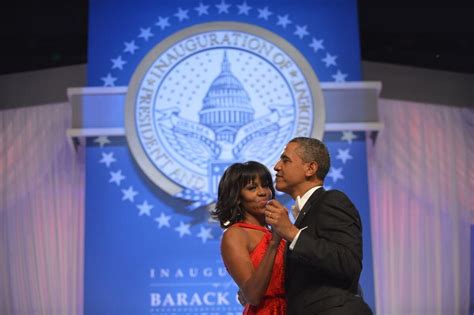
[[199, 51, 254, 143]]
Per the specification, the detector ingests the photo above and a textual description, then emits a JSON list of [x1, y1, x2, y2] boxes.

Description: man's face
[[273, 142, 308, 198]]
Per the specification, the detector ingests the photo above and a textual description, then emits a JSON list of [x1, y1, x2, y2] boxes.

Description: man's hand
[[265, 199, 299, 242]]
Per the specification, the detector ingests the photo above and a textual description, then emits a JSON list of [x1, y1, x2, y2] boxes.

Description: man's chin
[[275, 183, 287, 193]]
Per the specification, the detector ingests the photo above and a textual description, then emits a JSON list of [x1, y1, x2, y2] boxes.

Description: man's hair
[[289, 137, 330, 181]]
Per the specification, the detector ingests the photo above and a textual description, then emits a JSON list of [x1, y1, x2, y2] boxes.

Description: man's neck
[[291, 181, 323, 199]]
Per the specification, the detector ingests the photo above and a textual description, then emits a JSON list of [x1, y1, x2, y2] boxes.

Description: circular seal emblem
[[125, 22, 325, 205]]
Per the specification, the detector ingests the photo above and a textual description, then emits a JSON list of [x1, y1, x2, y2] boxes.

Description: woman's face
[[239, 176, 272, 216]]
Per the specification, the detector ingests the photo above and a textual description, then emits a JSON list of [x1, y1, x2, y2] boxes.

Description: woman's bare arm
[[221, 227, 281, 306]]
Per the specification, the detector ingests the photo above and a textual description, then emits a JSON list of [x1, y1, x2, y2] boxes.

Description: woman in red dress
[[212, 161, 286, 314]]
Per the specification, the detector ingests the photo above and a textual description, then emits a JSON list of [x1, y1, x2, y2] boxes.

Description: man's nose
[[273, 160, 281, 171]]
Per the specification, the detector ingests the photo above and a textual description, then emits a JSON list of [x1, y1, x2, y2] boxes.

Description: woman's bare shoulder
[[222, 224, 248, 246]]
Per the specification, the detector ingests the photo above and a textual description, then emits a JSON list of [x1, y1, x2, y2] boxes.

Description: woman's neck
[[243, 214, 266, 227]]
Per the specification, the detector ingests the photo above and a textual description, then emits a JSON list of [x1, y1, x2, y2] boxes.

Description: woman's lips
[[258, 200, 269, 207]]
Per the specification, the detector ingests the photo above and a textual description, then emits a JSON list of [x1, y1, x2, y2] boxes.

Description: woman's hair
[[212, 161, 275, 228]]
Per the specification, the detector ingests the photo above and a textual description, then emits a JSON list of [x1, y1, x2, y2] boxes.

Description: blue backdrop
[[84, 1, 374, 314]]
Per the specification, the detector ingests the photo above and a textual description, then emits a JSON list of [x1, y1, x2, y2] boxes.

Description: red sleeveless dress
[[233, 222, 287, 315]]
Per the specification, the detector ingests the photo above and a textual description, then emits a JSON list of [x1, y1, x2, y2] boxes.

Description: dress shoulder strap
[[232, 222, 270, 233]]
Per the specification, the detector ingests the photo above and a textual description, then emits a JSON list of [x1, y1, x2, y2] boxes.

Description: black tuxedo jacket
[[285, 188, 366, 314]]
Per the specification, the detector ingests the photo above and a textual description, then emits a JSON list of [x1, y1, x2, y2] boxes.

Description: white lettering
[[157, 267, 228, 278], [162, 293, 175, 306], [203, 268, 212, 277], [150, 292, 231, 307], [176, 292, 187, 305], [190, 293, 203, 306], [175, 268, 184, 278], [151, 293, 160, 306]]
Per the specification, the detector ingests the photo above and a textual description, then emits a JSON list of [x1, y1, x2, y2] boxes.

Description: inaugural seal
[[125, 22, 325, 208]]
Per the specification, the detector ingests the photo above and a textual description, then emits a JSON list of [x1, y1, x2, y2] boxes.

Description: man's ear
[[305, 161, 318, 177]]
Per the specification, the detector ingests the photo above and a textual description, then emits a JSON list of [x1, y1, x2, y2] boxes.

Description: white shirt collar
[[296, 185, 322, 211]]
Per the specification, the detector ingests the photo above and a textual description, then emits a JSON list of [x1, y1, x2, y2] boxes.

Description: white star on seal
[[332, 70, 348, 82], [155, 212, 171, 229], [237, 1, 251, 15], [155, 16, 170, 30], [215, 0, 231, 14], [276, 14, 291, 28], [328, 167, 344, 183], [94, 136, 110, 147], [174, 8, 189, 21], [138, 27, 153, 41], [194, 3, 209, 16], [336, 148, 353, 164], [111, 56, 126, 70], [197, 226, 214, 243], [101, 73, 117, 87], [175, 222, 191, 238], [109, 170, 125, 186], [123, 40, 138, 54], [341, 131, 358, 144], [294, 25, 309, 39], [257, 7, 272, 20], [309, 38, 324, 53], [99, 152, 116, 167], [137, 200, 153, 216], [322, 53, 337, 67], [121, 186, 138, 202]]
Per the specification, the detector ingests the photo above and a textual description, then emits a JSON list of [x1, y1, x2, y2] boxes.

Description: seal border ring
[[125, 21, 325, 195]]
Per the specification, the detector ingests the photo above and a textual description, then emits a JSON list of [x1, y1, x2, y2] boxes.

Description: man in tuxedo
[[265, 137, 373, 315]]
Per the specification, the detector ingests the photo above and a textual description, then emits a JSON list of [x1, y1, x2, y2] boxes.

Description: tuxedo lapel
[[294, 188, 326, 227]]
